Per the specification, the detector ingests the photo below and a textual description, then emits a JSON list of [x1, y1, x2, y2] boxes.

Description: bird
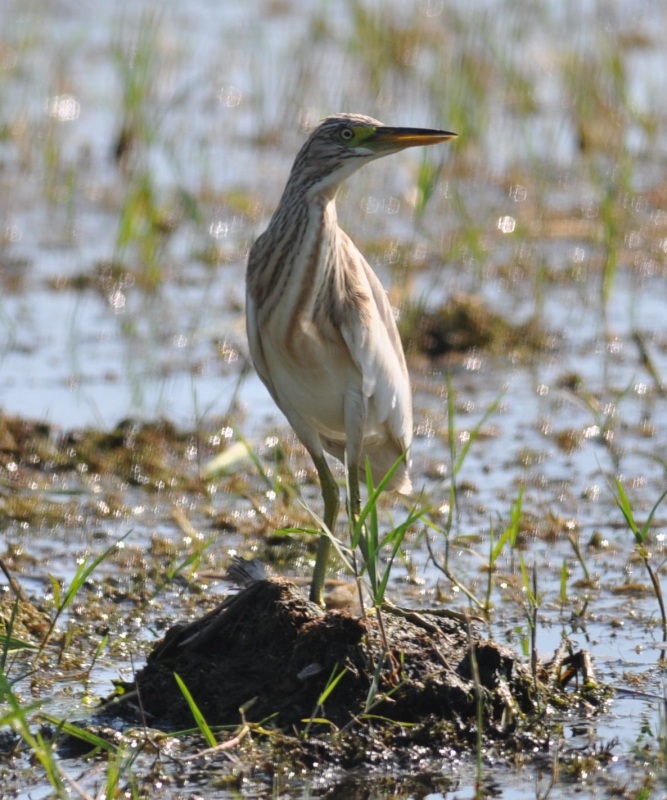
[[246, 113, 456, 606]]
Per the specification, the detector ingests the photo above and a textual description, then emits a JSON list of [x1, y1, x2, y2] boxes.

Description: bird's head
[[290, 113, 457, 196]]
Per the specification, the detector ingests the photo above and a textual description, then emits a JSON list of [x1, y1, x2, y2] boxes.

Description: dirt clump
[[107, 568, 600, 753]]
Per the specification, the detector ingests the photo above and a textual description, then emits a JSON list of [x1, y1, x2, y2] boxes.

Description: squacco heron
[[246, 113, 456, 606]]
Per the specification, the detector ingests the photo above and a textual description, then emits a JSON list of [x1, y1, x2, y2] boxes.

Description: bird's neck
[[283, 188, 341, 293], [248, 185, 342, 325]]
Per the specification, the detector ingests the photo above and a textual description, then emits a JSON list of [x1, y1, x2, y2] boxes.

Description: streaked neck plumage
[[247, 160, 351, 327]]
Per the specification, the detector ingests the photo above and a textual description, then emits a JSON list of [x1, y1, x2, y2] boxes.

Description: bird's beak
[[367, 126, 457, 153]]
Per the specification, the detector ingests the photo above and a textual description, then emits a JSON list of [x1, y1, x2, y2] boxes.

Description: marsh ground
[[1, 1, 667, 797]]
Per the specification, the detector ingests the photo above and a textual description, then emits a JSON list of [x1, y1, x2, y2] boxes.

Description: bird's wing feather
[[248, 289, 332, 463], [337, 238, 413, 450], [245, 293, 282, 406]]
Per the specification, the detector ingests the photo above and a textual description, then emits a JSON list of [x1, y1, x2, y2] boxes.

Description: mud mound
[[107, 574, 598, 749]]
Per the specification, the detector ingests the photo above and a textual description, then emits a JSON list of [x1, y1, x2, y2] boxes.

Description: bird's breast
[[260, 314, 356, 436]]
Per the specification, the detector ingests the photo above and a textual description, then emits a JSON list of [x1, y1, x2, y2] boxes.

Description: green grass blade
[[640, 487, 667, 541], [2, 595, 36, 673], [0, 634, 39, 653], [452, 391, 504, 475], [173, 672, 217, 748], [613, 478, 640, 541], [0, 671, 64, 792], [61, 530, 133, 613], [40, 714, 117, 754], [354, 451, 409, 538], [491, 486, 525, 564], [166, 535, 217, 581], [559, 559, 569, 606], [519, 554, 536, 606], [376, 505, 422, 604], [317, 665, 347, 707]]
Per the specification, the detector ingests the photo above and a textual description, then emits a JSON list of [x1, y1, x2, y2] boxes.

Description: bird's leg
[[345, 457, 369, 619], [342, 387, 368, 615], [343, 386, 365, 526], [309, 453, 339, 607], [346, 459, 361, 524]]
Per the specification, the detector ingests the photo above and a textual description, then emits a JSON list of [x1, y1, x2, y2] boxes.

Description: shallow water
[[2, 0, 667, 797]]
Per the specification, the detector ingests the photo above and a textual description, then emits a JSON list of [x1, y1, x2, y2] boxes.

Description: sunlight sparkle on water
[[497, 215, 516, 233], [47, 93, 80, 121]]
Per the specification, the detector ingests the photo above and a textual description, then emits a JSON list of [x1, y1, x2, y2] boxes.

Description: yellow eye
[[339, 127, 354, 142]]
